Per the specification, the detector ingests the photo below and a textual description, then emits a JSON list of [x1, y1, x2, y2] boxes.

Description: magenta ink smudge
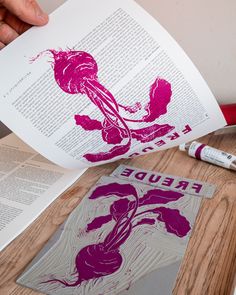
[[33, 49, 175, 162], [42, 183, 191, 288]]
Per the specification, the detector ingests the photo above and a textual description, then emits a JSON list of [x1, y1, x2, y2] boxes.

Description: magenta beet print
[[43, 183, 191, 287], [33, 49, 175, 162]]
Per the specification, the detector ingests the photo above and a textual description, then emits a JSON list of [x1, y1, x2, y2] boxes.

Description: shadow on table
[[0, 122, 11, 139]]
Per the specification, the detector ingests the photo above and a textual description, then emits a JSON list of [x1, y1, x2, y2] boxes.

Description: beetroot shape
[[35, 49, 175, 162], [43, 183, 191, 289], [43, 243, 122, 287]]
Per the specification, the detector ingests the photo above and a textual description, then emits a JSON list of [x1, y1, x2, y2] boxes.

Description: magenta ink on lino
[[179, 141, 236, 171], [41, 181, 190, 288]]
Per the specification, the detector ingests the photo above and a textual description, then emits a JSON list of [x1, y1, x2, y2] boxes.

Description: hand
[[0, 0, 48, 49]]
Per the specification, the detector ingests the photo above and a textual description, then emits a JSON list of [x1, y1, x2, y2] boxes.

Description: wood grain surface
[[0, 133, 235, 295]]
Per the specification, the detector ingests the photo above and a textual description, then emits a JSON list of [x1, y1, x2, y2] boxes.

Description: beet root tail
[[41, 277, 81, 287]]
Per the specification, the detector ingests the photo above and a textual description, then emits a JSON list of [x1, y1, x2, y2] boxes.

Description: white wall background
[[38, 0, 236, 104]]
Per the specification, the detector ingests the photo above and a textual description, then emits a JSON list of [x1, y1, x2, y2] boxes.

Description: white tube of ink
[[179, 141, 236, 171]]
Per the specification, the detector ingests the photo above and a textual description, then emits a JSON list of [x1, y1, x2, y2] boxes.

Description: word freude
[[112, 165, 215, 198], [129, 124, 192, 158]]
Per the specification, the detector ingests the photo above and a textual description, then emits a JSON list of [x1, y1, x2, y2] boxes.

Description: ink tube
[[179, 141, 236, 171]]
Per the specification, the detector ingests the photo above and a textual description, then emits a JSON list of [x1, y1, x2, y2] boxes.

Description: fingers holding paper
[[0, 0, 48, 47]]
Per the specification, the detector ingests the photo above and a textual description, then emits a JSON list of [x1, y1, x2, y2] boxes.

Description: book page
[[0, 0, 226, 169], [0, 133, 85, 251]]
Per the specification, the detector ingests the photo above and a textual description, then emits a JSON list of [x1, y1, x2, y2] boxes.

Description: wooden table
[[0, 133, 235, 295]]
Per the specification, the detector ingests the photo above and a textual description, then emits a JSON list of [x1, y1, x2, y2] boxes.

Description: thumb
[[1, 0, 48, 25]]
